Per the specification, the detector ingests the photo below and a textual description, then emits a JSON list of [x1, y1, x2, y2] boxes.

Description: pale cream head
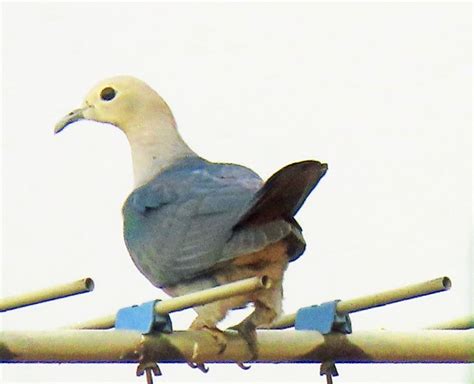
[[55, 75, 176, 134], [55, 75, 196, 187]]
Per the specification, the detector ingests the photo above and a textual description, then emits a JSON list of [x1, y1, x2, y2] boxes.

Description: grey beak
[[54, 108, 85, 134]]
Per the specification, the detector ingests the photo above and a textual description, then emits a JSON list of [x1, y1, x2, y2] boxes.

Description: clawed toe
[[228, 321, 258, 361], [187, 361, 209, 373], [236, 362, 251, 370]]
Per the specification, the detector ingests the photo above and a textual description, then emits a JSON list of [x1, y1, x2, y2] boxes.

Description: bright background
[[1, 2, 472, 383]]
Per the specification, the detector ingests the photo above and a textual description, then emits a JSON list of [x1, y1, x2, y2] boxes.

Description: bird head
[[54, 76, 195, 186], [54, 75, 176, 135]]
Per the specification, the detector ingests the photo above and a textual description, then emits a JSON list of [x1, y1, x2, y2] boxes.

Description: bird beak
[[54, 108, 86, 134]]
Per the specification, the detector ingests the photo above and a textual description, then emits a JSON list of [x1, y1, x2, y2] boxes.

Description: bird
[[54, 75, 327, 362]]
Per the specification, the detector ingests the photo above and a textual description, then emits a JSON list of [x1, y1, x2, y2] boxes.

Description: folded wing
[[122, 158, 327, 287]]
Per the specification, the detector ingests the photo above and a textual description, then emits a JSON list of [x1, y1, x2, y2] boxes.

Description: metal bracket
[[294, 300, 352, 334], [320, 361, 338, 384], [115, 300, 172, 334], [137, 361, 162, 384], [295, 301, 350, 384]]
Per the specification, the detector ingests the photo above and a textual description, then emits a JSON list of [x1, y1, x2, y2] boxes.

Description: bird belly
[[164, 240, 289, 311], [187, 240, 290, 328]]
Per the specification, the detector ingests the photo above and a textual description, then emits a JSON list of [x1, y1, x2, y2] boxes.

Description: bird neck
[[125, 118, 197, 187]]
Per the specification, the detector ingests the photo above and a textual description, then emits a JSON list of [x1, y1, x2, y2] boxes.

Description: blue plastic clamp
[[294, 300, 352, 334], [115, 300, 173, 334]]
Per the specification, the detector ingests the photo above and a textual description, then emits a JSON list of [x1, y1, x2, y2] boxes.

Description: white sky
[[1, 2, 472, 384]]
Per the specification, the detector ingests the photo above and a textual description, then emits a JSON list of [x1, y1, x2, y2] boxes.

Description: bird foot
[[204, 326, 228, 354], [190, 322, 228, 354], [228, 321, 258, 361]]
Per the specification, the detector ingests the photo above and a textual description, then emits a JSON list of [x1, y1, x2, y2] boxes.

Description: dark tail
[[235, 160, 328, 227]]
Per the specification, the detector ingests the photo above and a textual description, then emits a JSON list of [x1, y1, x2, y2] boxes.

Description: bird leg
[[228, 301, 277, 361], [189, 316, 228, 354], [228, 318, 257, 360], [188, 294, 248, 357], [188, 314, 229, 374]]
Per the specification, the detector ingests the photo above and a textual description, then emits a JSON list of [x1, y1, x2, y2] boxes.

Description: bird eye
[[100, 87, 116, 101]]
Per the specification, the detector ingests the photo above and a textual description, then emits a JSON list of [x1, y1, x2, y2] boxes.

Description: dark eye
[[100, 87, 116, 101]]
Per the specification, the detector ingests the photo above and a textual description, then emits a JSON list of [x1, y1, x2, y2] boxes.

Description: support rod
[[270, 276, 451, 329], [66, 276, 271, 330], [0, 278, 95, 313], [0, 330, 472, 364], [426, 315, 474, 330]]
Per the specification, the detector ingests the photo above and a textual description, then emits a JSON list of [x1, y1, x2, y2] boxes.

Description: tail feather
[[235, 160, 327, 227]]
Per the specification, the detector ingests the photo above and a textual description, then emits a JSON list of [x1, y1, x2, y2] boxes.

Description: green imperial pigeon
[[55, 76, 327, 361]]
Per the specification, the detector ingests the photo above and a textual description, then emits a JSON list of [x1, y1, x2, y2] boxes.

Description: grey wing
[[123, 166, 261, 287]]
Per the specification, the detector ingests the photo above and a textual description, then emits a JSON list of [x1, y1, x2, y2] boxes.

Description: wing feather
[[123, 158, 261, 287], [123, 158, 327, 288]]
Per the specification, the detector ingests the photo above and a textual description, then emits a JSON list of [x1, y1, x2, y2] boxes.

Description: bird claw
[[187, 361, 210, 373], [236, 362, 251, 370]]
